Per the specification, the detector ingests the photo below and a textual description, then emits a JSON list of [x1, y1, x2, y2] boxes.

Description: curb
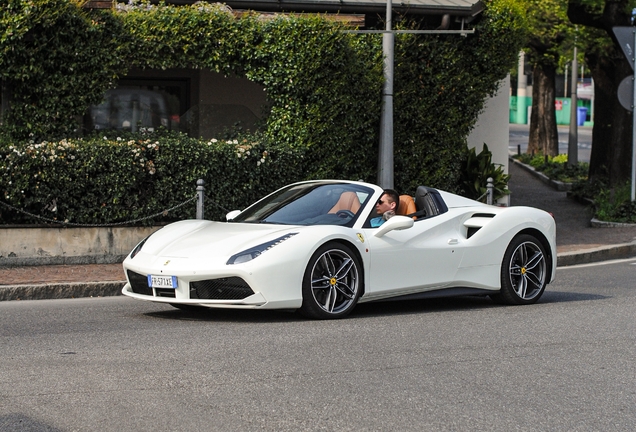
[[0, 281, 124, 302], [508, 156, 572, 191], [590, 218, 636, 228], [556, 242, 636, 267]]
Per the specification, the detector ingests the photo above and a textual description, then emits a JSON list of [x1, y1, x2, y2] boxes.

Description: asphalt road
[[509, 124, 593, 163], [1, 258, 635, 431]]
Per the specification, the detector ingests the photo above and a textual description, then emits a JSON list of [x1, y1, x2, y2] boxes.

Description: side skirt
[[369, 287, 494, 302]]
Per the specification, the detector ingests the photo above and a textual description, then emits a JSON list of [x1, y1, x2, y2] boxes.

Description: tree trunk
[[567, 0, 633, 187], [528, 64, 559, 156], [585, 49, 633, 186]]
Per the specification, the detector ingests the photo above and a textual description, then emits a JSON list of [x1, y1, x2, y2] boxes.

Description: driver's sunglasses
[[377, 199, 385, 205]]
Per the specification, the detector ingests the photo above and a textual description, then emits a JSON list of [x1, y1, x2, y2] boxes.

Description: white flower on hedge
[[116, 137, 122, 141]]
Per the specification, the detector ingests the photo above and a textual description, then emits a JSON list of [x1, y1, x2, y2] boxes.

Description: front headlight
[[130, 235, 151, 259], [227, 233, 298, 265]]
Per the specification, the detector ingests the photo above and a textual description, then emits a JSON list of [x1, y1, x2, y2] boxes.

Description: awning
[[172, 1, 485, 17]]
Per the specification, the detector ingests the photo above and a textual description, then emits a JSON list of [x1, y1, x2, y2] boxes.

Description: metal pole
[[196, 179, 205, 219], [377, 0, 394, 189], [486, 177, 494, 205], [517, 52, 528, 124], [632, 30, 636, 202], [568, 46, 578, 166]]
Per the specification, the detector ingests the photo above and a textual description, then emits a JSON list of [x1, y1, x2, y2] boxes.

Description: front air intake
[[190, 277, 254, 300], [127, 270, 153, 296]]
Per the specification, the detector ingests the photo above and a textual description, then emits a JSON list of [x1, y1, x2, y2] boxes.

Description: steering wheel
[[335, 210, 355, 219]]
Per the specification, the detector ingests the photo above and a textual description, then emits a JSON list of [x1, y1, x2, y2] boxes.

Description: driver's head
[[375, 189, 399, 215]]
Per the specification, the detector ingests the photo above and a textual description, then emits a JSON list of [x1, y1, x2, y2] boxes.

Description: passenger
[[370, 189, 399, 227]]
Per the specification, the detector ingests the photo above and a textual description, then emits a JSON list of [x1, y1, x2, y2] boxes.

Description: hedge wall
[[0, 0, 526, 225]]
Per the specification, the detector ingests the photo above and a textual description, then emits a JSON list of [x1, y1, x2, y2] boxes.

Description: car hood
[[140, 219, 300, 259]]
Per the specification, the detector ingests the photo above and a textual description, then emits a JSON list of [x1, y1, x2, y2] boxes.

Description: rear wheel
[[492, 234, 547, 305], [299, 242, 362, 319]]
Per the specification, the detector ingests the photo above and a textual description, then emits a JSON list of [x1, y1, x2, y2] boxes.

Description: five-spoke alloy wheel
[[300, 242, 362, 319], [493, 234, 548, 305]]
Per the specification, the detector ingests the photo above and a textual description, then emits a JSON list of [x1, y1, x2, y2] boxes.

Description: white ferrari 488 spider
[[122, 180, 556, 319]]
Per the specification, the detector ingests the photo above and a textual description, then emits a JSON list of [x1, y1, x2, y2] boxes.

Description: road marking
[[558, 257, 636, 270]]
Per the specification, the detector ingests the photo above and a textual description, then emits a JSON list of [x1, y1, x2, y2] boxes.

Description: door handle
[[448, 238, 459, 245]]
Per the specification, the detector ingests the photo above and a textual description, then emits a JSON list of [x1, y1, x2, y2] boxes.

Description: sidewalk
[[508, 159, 636, 264], [1, 160, 636, 301]]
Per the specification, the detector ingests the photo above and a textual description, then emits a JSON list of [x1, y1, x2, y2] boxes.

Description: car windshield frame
[[230, 182, 374, 227]]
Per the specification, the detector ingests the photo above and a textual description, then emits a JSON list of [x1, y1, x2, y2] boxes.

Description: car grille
[[155, 288, 176, 298], [127, 270, 152, 296], [190, 277, 254, 300]]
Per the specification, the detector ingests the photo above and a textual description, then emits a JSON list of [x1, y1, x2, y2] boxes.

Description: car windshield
[[231, 182, 374, 226]]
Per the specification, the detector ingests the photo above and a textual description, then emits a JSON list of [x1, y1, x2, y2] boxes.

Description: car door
[[364, 211, 466, 296]]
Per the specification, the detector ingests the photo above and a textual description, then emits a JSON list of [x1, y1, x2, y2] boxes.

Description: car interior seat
[[328, 191, 361, 214], [414, 186, 447, 218], [396, 195, 417, 219]]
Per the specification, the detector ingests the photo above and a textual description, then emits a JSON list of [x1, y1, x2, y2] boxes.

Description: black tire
[[299, 242, 362, 319], [492, 234, 548, 305]]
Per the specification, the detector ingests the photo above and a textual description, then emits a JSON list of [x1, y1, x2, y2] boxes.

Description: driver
[[370, 189, 399, 227]]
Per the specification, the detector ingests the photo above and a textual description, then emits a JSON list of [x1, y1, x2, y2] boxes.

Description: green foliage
[[524, 0, 572, 68], [591, 182, 636, 224], [460, 144, 510, 202], [569, 178, 636, 223], [514, 152, 589, 183], [393, 0, 526, 194], [0, 0, 129, 139], [0, 0, 525, 224], [0, 130, 304, 224]]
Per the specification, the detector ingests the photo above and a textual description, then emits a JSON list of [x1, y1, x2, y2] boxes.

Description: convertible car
[[122, 180, 556, 319]]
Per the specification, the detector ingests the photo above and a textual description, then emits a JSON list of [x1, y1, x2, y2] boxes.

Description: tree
[[568, 0, 636, 186], [525, 0, 572, 157]]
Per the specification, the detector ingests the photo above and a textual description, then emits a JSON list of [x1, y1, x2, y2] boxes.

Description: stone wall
[[0, 226, 163, 267]]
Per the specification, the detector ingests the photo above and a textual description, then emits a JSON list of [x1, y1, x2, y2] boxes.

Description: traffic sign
[[618, 76, 634, 111], [613, 26, 636, 201], [613, 26, 636, 71]]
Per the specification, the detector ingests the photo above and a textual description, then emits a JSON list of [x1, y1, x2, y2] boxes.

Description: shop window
[[85, 78, 189, 133]]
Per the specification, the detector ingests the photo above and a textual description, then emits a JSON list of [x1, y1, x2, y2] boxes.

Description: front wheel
[[492, 234, 548, 305], [299, 242, 362, 319]]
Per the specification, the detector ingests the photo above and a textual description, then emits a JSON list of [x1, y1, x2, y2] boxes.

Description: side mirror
[[373, 215, 414, 237], [226, 210, 241, 221]]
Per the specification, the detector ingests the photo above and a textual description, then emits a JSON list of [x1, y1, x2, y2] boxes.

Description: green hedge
[[0, 130, 304, 224], [0, 0, 526, 225]]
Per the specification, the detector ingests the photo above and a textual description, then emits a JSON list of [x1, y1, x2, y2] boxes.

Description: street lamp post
[[567, 46, 578, 167], [378, 0, 394, 189]]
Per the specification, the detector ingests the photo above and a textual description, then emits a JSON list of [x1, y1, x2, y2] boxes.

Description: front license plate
[[148, 275, 177, 289]]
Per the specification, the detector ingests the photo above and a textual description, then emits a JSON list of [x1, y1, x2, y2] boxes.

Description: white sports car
[[122, 180, 556, 319]]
